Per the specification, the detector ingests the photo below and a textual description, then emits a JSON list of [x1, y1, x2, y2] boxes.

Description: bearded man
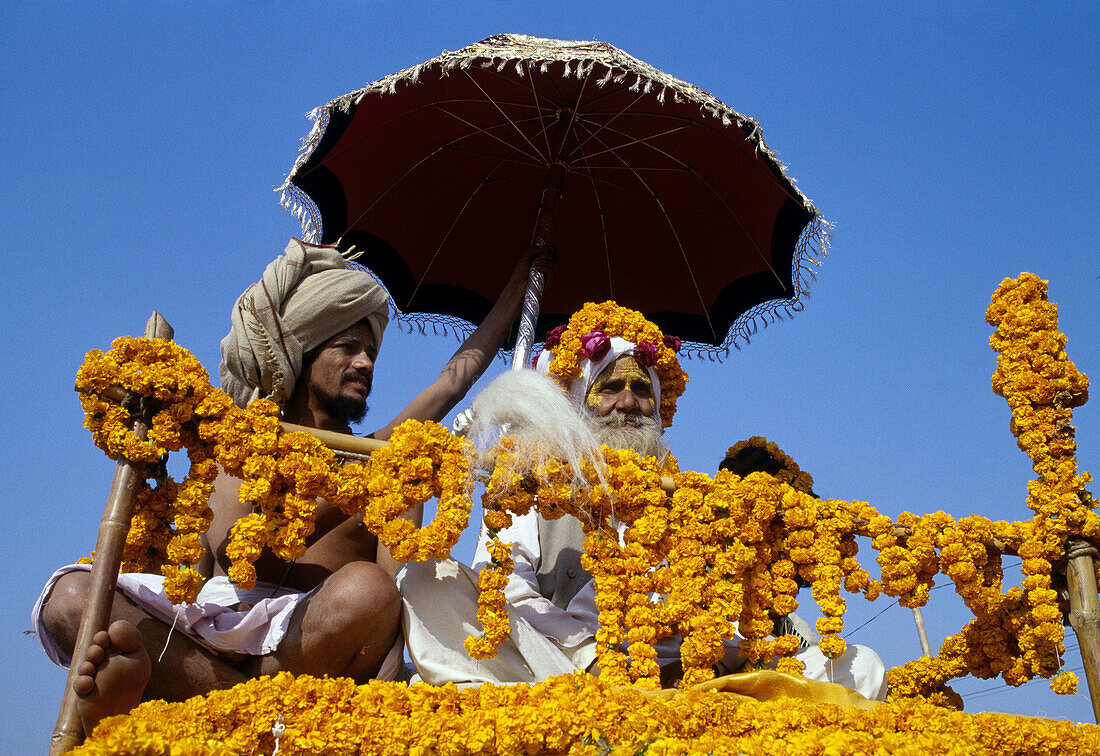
[[400, 304, 886, 701], [34, 238, 551, 737]]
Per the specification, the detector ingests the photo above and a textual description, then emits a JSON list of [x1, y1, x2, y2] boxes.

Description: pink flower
[[543, 325, 567, 350], [662, 334, 681, 353], [579, 330, 611, 361], [633, 341, 658, 367]]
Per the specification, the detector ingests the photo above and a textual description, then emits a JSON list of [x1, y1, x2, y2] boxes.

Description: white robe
[[399, 512, 888, 700]]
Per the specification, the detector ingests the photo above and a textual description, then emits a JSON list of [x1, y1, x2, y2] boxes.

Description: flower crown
[[540, 301, 687, 427]]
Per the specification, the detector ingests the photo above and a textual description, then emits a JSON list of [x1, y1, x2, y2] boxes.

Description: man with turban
[[399, 302, 886, 701], [35, 238, 551, 736]]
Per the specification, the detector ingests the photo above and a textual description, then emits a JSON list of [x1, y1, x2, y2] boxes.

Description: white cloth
[[399, 558, 584, 685], [33, 564, 309, 667], [34, 564, 407, 682], [534, 336, 661, 412], [398, 513, 886, 700]]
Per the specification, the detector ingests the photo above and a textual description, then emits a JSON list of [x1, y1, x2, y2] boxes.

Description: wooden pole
[[1064, 538, 1100, 723], [50, 313, 174, 755]]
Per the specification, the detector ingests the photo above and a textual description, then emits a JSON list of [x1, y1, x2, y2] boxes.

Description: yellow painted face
[[585, 355, 655, 418]]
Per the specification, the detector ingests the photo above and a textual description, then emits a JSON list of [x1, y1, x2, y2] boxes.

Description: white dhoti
[[398, 558, 887, 701], [33, 563, 404, 682]]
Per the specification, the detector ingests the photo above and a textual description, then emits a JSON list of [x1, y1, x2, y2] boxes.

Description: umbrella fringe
[[277, 105, 330, 243], [709, 214, 830, 356]]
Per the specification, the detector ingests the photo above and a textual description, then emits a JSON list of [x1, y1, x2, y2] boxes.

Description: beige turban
[[219, 238, 390, 407]]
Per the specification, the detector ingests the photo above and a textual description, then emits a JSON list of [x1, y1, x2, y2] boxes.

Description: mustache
[[594, 409, 656, 429], [341, 370, 372, 394]]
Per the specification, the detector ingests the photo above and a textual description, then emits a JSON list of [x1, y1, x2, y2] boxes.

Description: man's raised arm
[[370, 248, 555, 441]]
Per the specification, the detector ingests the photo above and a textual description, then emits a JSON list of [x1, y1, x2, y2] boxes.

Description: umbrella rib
[[570, 164, 692, 173], [574, 119, 784, 288], [571, 123, 694, 164], [439, 146, 547, 170], [435, 105, 544, 164], [573, 155, 614, 301], [342, 125, 541, 232], [581, 109, 814, 210], [461, 69, 547, 162], [406, 145, 527, 308], [558, 164, 672, 196], [578, 122, 718, 342], [567, 90, 649, 160], [306, 97, 541, 174], [525, 61, 554, 159], [558, 67, 591, 159], [684, 164, 785, 290]]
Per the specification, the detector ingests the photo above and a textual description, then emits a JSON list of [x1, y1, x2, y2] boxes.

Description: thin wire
[[434, 105, 544, 164], [575, 152, 613, 301], [312, 96, 541, 172], [843, 599, 900, 639], [558, 66, 591, 160], [525, 61, 553, 159], [342, 120, 542, 233], [961, 665, 1085, 702]]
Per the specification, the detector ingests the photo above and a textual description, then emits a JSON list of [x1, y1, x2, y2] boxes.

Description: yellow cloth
[[219, 238, 390, 407], [632, 669, 878, 710]]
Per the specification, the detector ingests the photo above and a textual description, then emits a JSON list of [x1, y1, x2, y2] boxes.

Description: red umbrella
[[280, 34, 827, 362]]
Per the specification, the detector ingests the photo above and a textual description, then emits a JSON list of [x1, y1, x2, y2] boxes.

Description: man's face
[[585, 355, 664, 458], [585, 355, 655, 418], [300, 321, 377, 425]]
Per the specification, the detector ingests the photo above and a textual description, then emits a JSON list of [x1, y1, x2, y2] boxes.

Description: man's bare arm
[[370, 247, 555, 441]]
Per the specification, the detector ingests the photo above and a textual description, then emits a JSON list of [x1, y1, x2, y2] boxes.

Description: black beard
[[588, 409, 666, 460], [318, 374, 371, 425]]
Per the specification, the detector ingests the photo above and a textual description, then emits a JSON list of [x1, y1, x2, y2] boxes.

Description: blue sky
[[2, 3, 1097, 751]]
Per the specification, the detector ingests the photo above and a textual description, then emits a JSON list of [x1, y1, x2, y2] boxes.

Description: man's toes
[[91, 629, 111, 649], [77, 659, 97, 678], [72, 673, 95, 698], [106, 620, 143, 654], [84, 643, 106, 666]]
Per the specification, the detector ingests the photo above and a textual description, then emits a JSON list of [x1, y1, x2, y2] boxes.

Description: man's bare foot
[[73, 620, 151, 735]]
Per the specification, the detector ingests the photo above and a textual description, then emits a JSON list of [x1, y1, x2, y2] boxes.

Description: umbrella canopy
[[280, 34, 827, 354]]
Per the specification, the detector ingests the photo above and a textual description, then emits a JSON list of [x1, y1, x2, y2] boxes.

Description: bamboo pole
[[280, 421, 387, 456], [911, 606, 933, 657], [1064, 539, 1100, 723], [50, 313, 174, 756]]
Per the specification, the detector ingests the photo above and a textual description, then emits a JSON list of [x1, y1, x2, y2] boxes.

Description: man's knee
[[41, 571, 92, 648], [322, 561, 401, 628]]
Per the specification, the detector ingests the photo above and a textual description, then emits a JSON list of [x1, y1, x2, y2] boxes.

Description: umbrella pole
[[512, 161, 567, 371], [49, 312, 173, 755]]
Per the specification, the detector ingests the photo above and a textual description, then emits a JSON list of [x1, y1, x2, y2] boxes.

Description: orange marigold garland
[[76, 339, 472, 597], [71, 671, 1100, 756], [73, 279, 1098, 705]]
